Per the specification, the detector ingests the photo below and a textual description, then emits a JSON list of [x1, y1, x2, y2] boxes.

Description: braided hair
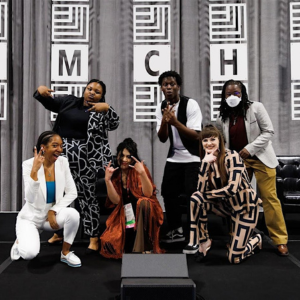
[[35, 131, 60, 152], [218, 79, 252, 122]]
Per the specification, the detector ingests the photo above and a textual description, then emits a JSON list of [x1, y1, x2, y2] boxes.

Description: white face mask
[[226, 95, 241, 108]]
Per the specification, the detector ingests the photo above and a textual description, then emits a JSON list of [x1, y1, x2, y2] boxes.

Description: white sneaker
[[60, 251, 81, 268], [10, 240, 21, 261]]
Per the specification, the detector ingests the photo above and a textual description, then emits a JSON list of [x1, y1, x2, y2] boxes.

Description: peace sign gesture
[[30, 146, 45, 181], [32, 146, 45, 172]]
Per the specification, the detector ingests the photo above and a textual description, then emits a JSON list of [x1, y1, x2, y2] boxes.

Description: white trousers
[[16, 207, 80, 260]]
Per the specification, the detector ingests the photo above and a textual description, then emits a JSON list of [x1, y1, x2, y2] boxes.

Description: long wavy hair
[[115, 138, 141, 168], [200, 125, 228, 188], [218, 79, 252, 122]]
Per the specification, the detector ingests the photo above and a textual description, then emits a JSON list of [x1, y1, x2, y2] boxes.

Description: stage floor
[[0, 213, 299, 300]]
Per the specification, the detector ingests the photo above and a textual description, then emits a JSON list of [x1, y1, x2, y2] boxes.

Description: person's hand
[[129, 156, 146, 175], [37, 86, 54, 98], [105, 161, 119, 182], [47, 210, 59, 230], [203, 148, 219, 163], [162, 103, 177, 125], [239, 148, 250, 159], [32, 146, 45, 173], [86, 102, 109, 113]]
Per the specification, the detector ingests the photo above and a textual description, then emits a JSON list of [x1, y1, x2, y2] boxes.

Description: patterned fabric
[[198, 150, 261, 214], [100, 166, 164, 259], [190, 194, 261, 264], [187, 149, 262, 263], [34, 91, 120, 237], [61, 107, 119, 237]]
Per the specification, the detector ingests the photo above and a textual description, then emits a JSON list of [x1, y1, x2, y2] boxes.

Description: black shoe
[[85, 248, 98, 255], [161, 228, 185, 243], [183, 244, 199, 254]]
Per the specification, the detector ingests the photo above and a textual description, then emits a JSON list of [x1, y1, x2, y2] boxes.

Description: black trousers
[[161, 161, 200, 231]]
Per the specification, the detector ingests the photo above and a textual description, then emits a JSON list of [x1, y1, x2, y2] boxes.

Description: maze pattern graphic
[[0, 83, 7, 120], [209, 4, 247, 42], [0, 2, 7, 40], [290, 2, 300, 41], [133, 84, 162, 122], [52, 4, 89, 42], [291, 83, 300, 120], [50, 83, 86, 121], [134, 5, 171, 42]]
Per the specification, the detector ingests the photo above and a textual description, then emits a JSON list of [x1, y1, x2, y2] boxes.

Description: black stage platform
[[0, 212, 299, 300]]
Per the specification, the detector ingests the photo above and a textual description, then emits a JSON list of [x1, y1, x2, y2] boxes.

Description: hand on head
[[129, 156, 145, 175]]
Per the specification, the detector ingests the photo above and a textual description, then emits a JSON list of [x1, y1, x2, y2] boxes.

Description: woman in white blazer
[[216, 80, 288, 256], [10, 131, 81, 267]]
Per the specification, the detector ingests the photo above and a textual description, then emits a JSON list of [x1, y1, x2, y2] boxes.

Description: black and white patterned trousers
[[62, 138, 100, 237]]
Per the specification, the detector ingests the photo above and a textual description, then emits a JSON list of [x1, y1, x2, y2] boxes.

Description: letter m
[[59, 50, 81, 76]]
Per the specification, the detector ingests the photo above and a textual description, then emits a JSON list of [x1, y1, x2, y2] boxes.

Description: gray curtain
[[0, 0, 299, 211]]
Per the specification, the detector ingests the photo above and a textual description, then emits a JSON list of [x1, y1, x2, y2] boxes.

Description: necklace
[[44, 166, 54, 177]]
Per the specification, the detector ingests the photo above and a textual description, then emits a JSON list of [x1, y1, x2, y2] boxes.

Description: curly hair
[[116, 138, 141, 167], [218, 79, 252, 121], [158, 70, 182, 86]]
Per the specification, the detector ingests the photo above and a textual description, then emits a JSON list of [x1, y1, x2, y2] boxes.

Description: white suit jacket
[[18, 156, 77, 221], [216, 101, 278, 169]]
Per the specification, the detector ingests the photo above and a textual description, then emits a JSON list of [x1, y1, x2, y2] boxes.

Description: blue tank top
[[46, 181, 55, 204]]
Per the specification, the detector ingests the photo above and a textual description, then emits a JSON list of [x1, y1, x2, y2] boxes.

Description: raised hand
[[32, 146, 45, 172], [129, 156, 146, 175], [30, 146, 45, 181], [86, 102, 109, 113], [162, 103, 176, 125], [105, 161, 119, 182], [37, 86, 54, 98]]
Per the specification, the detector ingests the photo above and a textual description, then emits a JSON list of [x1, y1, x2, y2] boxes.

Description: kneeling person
[[10, 131, 81, 267]]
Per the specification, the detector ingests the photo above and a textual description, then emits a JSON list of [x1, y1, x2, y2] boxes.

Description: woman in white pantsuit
[[10, 131, 81, 267]]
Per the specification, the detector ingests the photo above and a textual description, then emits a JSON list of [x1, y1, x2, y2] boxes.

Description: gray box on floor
[[121, 254, 196, 300]]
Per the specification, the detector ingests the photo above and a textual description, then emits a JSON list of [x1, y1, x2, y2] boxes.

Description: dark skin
[[225, 84, 250, 159], [157, 76, 199, 143], [31, 136, 72, 256], [37, 82, 110, 113]]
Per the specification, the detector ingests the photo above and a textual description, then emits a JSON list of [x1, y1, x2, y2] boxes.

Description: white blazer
[[18, 156, 77, 221], [216, 101, 278, 169]]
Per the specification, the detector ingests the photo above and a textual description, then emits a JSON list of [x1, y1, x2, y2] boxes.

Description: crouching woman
[[10, 131, 81, 267], [100, 138, 164, 259]]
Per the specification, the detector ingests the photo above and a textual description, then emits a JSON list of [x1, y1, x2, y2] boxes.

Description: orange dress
[[100, 166, 164, 259]]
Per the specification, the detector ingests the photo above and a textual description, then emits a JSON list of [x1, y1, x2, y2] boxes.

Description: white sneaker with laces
[[60, 251, 81, 267], [10, 240, 21, 261]]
